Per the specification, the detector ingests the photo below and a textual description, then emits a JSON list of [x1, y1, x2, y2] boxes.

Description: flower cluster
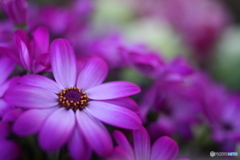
[[0, 0, 238, 160]]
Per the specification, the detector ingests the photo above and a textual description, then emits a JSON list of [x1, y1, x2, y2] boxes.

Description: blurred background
[[2, 0, 240, 159]]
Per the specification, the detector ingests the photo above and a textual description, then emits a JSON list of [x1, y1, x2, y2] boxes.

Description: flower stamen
[[58, 87, 89, 111]]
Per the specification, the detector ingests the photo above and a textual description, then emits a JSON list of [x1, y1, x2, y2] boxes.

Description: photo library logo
[[210, 151, 238, 157]]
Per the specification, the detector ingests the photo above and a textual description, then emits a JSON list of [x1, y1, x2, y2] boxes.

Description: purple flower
[[193, 73, 240, 151], [107, 126, 190, 160], [123, 44, 165, 78], [4, 39, 142, 159], [139, 67, 199, 140], [0, 27, 50, 73], [0, 0, 27, 25]]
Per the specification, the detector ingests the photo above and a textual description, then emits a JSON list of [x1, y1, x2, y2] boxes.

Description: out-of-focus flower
[[0, 0, 27, 25], [0, 121, 21, 160], [4, 39, 142, 159], [139, 59, 199, 139], [143, 79, 200, 140], [123, 44, 165, 78], [159, 0, 230, 59], [0, 55, 16, 118], [0, 27, 50, 73], [107, 126, 190, 160], [0, 21, 14, 48], [193, 73, 240, 151], [90, 34, 127, 68]]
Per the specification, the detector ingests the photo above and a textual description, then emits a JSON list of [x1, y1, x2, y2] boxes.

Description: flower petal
[[0, 77, 19, 98], [50, 39, 77, 88], [39, 108, 75, 151], [0, 140, 21, 160], [76, 110, 113, 157], [2, 108, 22, 123], [13, 108, 57, 136], [133, 127, 151, 160], [150, 136, 179, 160], [0, 56, 15, 85], [100, 97, 139, 111], [32, 27, 49, 58], [14, 34, 31, 70], [0, 122, 10, 139], [86, 101, 142, 129], [86, 81, 140, 100], [68, 128, 92, 160], [113, 131, 134, 158], [77, 57, 108, 91], [0, 47, 20, 65], [0, 99, 13, 118], [4, 85, 58, 109], [18, 75, 62, 93], [107, 146, 133, 160]]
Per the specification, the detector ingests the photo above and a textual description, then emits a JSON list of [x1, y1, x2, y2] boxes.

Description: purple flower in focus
[[1, 0, 27, 25], [107, 126, 190, 160], [4, 39, 142, 159], [0, 27, 50, 73]]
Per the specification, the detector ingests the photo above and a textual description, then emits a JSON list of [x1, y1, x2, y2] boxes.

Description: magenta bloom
[[0, 0, 27, 25], [0, 27, 50, 73], [108, 126, 190, 160], [4, 39, 141, 159]]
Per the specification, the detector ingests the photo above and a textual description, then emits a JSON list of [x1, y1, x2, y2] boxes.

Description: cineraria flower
[[0, 27, 50, 73], [107, 126, 190, 160], [4, 39, 142, 159]]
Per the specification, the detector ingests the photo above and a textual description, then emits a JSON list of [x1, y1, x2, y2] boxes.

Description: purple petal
[[14, 34, 31, 70], [39, 108, 75, 151], [0, 140, 21, 160], [4, 85, 58, 109], [77, 57, 108, 91], [2, 108, 22, 123], [150, 136, 179, 160], [0, 77, 19, 98], [0, 122, 10, 139], [86, 81, 141, 100], [13, 108, 57, 136], [133, 127, 151, 160], [18, 75, 62, 93], [100, 97, 139, 111], [32, 27, 49, 58], [68, 128, 92, 160], [14, 29, 29, 47], [0, 56, 15, 85], [76, 111, 113, 157], [107, 146, 133, 160], [86, 101, 142, 129], [0, 47, 20, 65], [113, 131, 134, 158], [0, 99, 13, 118], [50, 39, 77, 88]]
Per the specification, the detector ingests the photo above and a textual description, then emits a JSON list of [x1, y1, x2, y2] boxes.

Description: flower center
[[58, 87, 89, 111]]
